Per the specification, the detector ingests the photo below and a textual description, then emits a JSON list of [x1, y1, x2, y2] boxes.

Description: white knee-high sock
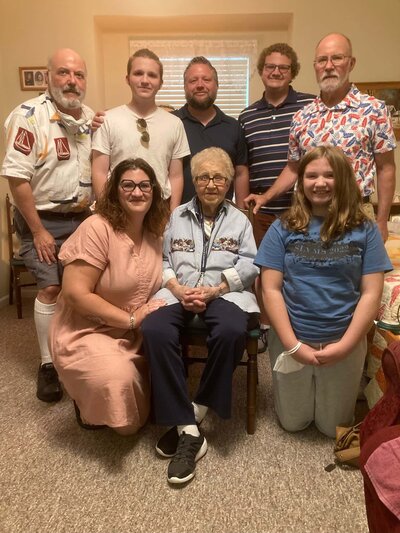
[[34, 298, 56, 365], [192, 402, 208, 424], [177, 424, 200, 437]]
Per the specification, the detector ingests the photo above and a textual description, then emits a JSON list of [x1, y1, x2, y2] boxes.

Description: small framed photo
[[356, 81, 400, 140], [19, 67, 47, 91]]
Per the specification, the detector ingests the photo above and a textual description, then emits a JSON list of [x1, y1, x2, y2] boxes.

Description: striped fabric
[[239, 86, 315, 215]]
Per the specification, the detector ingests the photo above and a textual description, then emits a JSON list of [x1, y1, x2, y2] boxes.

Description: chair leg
[[246, 337, 258, 434], [9, 267, 14, 305], [14, 272, 23, 319]]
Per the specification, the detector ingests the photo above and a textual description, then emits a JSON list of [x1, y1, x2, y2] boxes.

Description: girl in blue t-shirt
[[255, 145, 392, 438]]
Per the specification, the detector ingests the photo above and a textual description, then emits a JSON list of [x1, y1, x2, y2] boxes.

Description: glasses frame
[[313, 54, 352, 68], [263, 63, 292, 74], [195, 174, 228, 187], [137, 118, 150, 143], [119, 179, 154, 193]]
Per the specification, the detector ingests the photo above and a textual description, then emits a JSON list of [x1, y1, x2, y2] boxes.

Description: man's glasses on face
[[264, 64, 291, 74], [314, 54, 351, 68], [137, 118, 150, 143], [119, 180, 153, 193], [195, 174, 228, 186]]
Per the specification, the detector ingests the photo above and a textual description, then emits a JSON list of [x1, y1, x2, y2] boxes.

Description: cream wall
[[1, 0, 400, 300]]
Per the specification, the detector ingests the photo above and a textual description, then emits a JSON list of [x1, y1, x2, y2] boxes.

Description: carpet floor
[[1, 297, 368, 533]]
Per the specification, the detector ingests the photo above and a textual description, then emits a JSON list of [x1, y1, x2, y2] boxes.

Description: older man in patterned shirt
[[250, 33, 396, 242]]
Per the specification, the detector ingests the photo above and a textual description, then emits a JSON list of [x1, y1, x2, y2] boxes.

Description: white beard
[[49, 84, 85, 110]]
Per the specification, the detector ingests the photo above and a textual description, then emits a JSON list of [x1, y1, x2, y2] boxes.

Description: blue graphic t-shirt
[[255, 217, 392, 342]]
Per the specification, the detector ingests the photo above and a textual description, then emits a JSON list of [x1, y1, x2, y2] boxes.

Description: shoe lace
[[171, 433, 200, 465]]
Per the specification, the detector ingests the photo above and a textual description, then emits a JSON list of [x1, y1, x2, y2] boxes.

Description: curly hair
[[282, 146, 371, 244], [257, 43, 300, 80], [95, 158, 169, 238]]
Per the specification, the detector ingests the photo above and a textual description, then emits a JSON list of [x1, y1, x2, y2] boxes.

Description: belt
[[362, 196, 371, 204], [250, 187, 266, 195], [39, 210, 89, 219]]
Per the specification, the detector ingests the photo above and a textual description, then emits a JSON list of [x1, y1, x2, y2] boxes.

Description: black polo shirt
[[173, 104, 248, 203]]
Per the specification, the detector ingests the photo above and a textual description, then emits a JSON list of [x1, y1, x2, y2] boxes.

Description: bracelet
[[129, 312, 136, 330], [283, 341, 302, 356]]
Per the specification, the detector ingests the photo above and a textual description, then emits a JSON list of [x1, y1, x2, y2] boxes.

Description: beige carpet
[[1, 297, 369, 533]]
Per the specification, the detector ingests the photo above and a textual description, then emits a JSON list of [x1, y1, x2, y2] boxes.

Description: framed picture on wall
[[19, 67, 47, 91], [356, 81, 400, 140]]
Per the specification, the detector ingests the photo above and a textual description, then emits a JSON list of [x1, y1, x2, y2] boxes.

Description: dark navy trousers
[[141, 299, 249, 426]]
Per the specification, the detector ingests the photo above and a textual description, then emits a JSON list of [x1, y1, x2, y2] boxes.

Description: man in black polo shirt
[[173, 56, 249, 206], [239, 43, 314, 245]]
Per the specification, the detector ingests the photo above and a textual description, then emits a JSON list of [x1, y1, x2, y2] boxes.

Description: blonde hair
[[282, 146, 371, 244], [190, 147, 234, 183]]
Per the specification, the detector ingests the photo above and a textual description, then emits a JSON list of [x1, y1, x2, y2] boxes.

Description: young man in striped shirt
[[239, 43, 314, 246]]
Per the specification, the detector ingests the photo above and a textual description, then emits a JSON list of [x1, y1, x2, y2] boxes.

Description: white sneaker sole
[[167, 438, 208, 484]]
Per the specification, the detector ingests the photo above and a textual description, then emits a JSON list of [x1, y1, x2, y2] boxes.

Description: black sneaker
[[167, 432, 207, 484], [73, 401, 106, 430], [36, 363, 63, 402], [257, 329, 269, 353], [156, 426, 179, 457]]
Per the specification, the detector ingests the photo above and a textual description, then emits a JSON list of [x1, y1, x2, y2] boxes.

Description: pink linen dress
[[49, 214, 162, 429]]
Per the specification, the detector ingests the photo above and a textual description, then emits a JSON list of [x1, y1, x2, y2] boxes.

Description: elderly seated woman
[[141, 147, 260, 485]]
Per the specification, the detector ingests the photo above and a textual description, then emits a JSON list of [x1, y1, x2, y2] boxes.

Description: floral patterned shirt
[[288, 85, 396, 196]]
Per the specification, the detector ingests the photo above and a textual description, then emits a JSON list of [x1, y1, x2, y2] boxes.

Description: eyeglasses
[[264, 63, 291, 73], [119, 180, 153, 193], [195, 174, 228, 186], [137, 118, 150, 143], [314, 54, 352, 68]]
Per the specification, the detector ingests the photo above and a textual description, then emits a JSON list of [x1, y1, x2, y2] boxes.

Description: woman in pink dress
[[49, 158, 168, 434]]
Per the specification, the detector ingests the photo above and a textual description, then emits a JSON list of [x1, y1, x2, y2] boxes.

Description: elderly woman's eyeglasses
[[137, 118, 150, 143], [119, 180, 153, 193], [195, 174, 228, 186]]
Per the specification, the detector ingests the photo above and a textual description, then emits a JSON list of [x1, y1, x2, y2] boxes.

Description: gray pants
[[268, 328, 367, 438], [14, 209, 89, 288]]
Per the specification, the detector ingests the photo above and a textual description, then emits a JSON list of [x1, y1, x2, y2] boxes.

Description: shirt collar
[[179, 103, 226, 126], [314, 84, 360, 112], [257, 85, 298, 109], [185, 196, 229, 220]]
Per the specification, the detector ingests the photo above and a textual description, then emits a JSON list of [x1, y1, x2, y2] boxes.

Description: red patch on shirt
[[14, 127, 35, 155], [54, 137, 70, 160]]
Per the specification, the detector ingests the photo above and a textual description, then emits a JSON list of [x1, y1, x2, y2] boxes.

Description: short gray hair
[[190, 147, 234, 183]]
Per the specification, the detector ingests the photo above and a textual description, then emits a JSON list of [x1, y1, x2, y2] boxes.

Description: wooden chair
[[181, 317, 260, 434], [5, 194, 36, 318]]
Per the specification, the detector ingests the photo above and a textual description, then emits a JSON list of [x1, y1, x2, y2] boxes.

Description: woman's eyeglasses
[[195, 174, 228, 186], [137, 118, 150, 143], [119, 180, 153, 193]]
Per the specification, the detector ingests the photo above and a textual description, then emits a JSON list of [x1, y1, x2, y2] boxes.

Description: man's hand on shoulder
[[91, 111, 105, 132]]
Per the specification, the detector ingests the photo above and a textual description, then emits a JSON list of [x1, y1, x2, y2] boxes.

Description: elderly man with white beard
[[1, 48, 94, 403]]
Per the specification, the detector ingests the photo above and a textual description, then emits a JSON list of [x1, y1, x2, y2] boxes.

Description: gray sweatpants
[[268, 328, 367, 438]]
